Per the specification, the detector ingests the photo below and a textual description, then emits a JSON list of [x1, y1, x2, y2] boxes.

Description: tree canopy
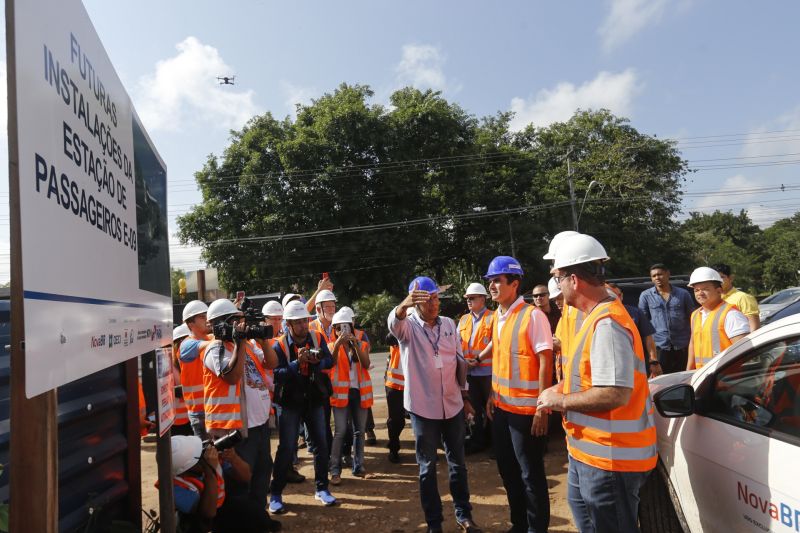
[[177, 84, 693, 298]]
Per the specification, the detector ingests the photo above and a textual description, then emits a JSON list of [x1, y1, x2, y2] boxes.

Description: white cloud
[[509, 69, 640, 130], [135, 37, 259, 132], [395, 44, 457, 93], [599, 0, 668, 52], [684, 174, 788, 228], [741, 106, 800, 159]]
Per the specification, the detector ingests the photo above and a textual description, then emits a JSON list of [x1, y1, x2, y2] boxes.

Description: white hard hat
[[464, 282, 488, 297], [173, 323, 190, 341], [262, 300, 283, 317], [551, 234, 609, 271], [543, 230, 580, 261], [182, 300, 208, 322], [547, 277, 562, 299], [316, 289, 337, 303], [207, 299, 241, 321], [284, 300, 311, 320], [281, 293, 301, 309], [332, 307, 355, 325], [171, 435, 203, 476], [688, 267, 723, 287]]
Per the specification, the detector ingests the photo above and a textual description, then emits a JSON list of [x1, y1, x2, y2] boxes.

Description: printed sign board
[[155, 346, 175, 437], [11, 0, 172, 397]]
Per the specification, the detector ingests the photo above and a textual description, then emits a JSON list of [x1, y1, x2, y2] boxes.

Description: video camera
[[203, 430, 243, 452], [212, 296, 273, 341]]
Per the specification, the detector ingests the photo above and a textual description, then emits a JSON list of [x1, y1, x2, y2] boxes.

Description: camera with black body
[[203, 430, 243, 451], [238, 297, 273, 339]]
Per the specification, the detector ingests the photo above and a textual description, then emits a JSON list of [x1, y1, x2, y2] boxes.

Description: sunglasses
[[532, 293, 549, 298]]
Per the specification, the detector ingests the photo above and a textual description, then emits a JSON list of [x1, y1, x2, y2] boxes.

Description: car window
[[765, 301, 800, 325], [708, 336, 800, 440], [761, 289, 800, 305]]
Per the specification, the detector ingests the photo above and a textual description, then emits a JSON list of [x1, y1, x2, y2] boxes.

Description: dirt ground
[[142, 399, 578, 533]]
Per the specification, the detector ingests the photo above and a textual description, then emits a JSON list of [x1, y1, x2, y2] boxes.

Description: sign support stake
[[6, 1, 59, 530]]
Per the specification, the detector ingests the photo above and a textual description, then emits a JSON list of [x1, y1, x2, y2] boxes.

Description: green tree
[[679, 210, 765, 291], [762, 213, 800, 290], [353, 292, 398, 346]]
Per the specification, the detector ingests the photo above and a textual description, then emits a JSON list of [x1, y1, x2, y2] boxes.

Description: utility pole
[[507, 216, 517, 257], [566, 149, 579, 232]]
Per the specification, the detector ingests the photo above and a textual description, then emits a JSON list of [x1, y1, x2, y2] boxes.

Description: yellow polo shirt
[[723, 288, 759, 317]]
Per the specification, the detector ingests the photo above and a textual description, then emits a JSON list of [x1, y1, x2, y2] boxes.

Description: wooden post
[[155, 433, 176, 533], [124, 358, 142, 528], [197, 270, 206, 302], [6, 1, 59, 530]]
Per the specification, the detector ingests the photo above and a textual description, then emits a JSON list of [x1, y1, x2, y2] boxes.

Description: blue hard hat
[[484, 256, 524, 278], [408, 276, 439, 294]]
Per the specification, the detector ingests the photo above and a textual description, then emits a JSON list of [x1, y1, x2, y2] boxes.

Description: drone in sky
[[217, 76, 236, 85]]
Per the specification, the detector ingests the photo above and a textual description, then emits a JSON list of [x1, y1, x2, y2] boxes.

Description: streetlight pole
[[566, 150, 579, 231]]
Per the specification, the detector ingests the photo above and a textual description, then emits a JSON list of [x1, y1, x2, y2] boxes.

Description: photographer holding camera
[[268, 300, 337, 513], [203, 298, 281, 531], [169, 435, 280, 533], [328, 307, 372, 484]]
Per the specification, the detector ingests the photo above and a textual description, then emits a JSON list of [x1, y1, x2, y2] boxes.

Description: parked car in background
[[759, 287, 800, 323], [762, 298, 800, 326], [640, 314, 800, 533]]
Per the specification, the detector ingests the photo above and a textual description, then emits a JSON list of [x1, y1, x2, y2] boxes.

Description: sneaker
[[286, 467, 306, 484], [388, 450, 401, 464], [314, 489, 337, 506], [353, 467, 366, 478], [365, 430, 377, 446], [330, 473, 342, 485], [268, 495, 286, 514]]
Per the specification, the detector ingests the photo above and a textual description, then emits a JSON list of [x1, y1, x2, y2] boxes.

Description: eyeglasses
[[532, 293, 549, 298], [465, 296, 483, 301], [555, 273, 571, 285]]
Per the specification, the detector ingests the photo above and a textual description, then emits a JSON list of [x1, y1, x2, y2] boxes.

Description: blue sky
[[2, 0, 800, 281]]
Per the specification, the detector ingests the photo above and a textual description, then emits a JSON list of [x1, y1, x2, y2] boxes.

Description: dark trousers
[[344, 406, 375, 456], [492, 407, 550, 533], [229, 423, 272, 510], [385, 386, 406, 454], [466, 374, 492, 450], [409, 410, 473, 529], [270, 401, 329, 494], [656, 346, 688, 374], [306, 398, 334, 457]]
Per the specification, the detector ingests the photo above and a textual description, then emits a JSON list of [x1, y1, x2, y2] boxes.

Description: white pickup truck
[[643, 314, 800, 533]]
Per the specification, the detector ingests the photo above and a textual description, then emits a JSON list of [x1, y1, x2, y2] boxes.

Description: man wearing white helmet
[[457, 282, 494, 454], [179, 300, 214, 439], [304, 275, 335, 315], [307, 289, 338, 456], [203, 298, 280, 522], [538, 233, 656, 533], [269, 300, 337, 512], [686, 267, 750, 370]]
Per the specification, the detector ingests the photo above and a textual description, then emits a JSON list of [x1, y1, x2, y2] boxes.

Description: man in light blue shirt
[[638, 263, 695, 374], [389, 276, 482, 533]]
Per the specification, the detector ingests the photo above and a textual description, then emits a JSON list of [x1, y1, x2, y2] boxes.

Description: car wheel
[[639, 468, 685, 533]]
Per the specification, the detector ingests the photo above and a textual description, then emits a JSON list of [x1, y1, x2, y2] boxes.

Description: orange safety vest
[[562, 299, 657, 473], [172, 464, 226, 509], [172, 366, 190, 426], [458, 309, 494, 368], [555, 305, 585, 382], [203, 341, 242, 431], [328, 340, 373, 409], [179, 334, 213, 415], [276, 331, 324, 377], [691, 302, 736, 369], [138, 380, 149, 437], [309, 318, 333, 344], [384, 345, 404, 391], [491, 301, 543, 415]]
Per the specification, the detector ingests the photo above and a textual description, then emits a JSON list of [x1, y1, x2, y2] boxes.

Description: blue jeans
[[188, 412, 207, 440], [331, 389, 368, 475], [567, 456, 649, 533], [409, 410, 473, 529], [270, 402, 329, 494], [492, 407, 549, 532]]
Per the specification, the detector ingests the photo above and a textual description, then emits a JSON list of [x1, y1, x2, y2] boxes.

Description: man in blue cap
[[388, 276, 482, 533]]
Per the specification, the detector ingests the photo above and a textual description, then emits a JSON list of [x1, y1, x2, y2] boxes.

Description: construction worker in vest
[[269, 300, 337, 513], [389, 276, 482, 533], [327, 307, 372, 484], [169, 434, 281, 533], [304, 275, 335, 315], [458, 282, 494, 455], [537, 233, 657, 533], [179, 300, 214, 439], [263, 300, 306, 485], [307, 289, 337, 457], [171, 324, 193, 436], [712, 263, 760, 332], [686, 267, 750, 370], [384, 332, 406, 463], [483, 256, 553, 533]]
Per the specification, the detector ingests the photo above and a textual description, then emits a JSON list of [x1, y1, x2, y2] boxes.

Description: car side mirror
[[654, 384, 695, 418]]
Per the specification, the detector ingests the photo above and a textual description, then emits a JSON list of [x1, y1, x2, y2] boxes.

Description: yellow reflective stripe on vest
[[506, 306, 539, 389], [566, 435, 658, 461], [710, 302, 730, 355], [205, 384, 238, 406]]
